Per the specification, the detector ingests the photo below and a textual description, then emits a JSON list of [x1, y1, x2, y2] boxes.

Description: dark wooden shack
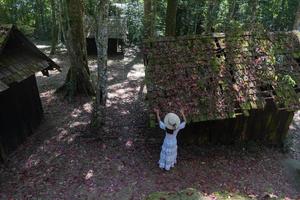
[[0, 25, 60, 162], [84, 3, 127, 56], [144, 30, 300, 146]]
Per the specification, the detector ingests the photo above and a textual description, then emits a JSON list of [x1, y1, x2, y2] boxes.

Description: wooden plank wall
[[178, 100, 294, 146], [0, 75, 43, 162]]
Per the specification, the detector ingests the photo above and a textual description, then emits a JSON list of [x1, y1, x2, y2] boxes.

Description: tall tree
[[58, 0, 68, 45], [91, 0, 109, 128], [50, 0, 58, 55], [58, 0, 94, 97], [294, 1, 300, 30], [165, 0, 177, 36], [95, 0, 109, 106], [34, 0, 47, 37], [144, 0, 155, 38]]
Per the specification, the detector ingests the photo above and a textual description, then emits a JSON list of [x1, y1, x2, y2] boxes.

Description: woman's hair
[[166, 128, 174, 134]]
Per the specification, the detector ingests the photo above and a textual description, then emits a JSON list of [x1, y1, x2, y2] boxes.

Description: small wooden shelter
[[85, 3, 127, 55], [144, 30, 300, 146], [0, 25, 60, 161]]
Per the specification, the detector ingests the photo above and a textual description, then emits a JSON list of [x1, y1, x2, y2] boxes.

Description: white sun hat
[[164, 113, 180, 130]]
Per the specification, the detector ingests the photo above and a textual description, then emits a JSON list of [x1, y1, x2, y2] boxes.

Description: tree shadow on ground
[[0, 47, 300, 199]]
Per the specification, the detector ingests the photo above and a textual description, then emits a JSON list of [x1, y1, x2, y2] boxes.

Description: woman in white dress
[[154, 108, 187, 171]]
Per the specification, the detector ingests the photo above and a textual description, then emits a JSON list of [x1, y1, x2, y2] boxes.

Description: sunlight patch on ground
[[69, 121, 88, 129], [125, 139, 133, 148], [88, 58, 98, 72], [85, 170, 94, 180], [71, 108, 83, 118], [106, 85, 137, 106], [291, 111, 300, 127], [83, 102, 93, 113], [127, 63, 145, 80], [40, 90, 56, 103], [40, 90, 55, 97], [56, 128, 69, 141], [25, 154, 41, 169], [56, 127, 78, 144], [120, 110, 130, 114]]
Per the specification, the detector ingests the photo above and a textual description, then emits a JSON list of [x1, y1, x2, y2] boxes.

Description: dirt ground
[[0, 46, 300, 199]]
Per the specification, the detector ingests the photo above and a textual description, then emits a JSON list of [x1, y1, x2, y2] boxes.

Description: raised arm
[[154, 108, 161, 123], [154, 108, 166, 130], [180, 108, 187, 122]]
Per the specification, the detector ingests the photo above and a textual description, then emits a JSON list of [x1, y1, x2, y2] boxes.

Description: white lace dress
[[158, 121, 186, 170]]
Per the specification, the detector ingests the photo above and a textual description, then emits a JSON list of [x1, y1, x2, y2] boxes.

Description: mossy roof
[[0, 24, 60, 92], [144, 31, 300, 123]]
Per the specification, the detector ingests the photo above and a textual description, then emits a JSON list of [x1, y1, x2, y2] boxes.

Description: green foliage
[[174, 0, 299, 36], [0, 0, 52, 39], [0, 0, 299, 43], [126, 1, 144, 44], [274, 74, 298, 109]]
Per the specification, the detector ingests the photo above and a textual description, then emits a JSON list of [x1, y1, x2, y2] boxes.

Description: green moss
[[149, 114, 156, 128], [243, 109, 250, 117], [0, 37, 4, 47], [144, 28, 300, 129], [213, 191, 251, 200], [146, 188, 204, 200], [250, 102, 257, 109], [146, 189, 257, 200], [210, 57, 220, 72], [146, 192, 177, 200], [292, 51, 300, 59], [228, 111, 236, 118]]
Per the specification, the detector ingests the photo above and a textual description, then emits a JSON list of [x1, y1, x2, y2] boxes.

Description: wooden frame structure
[[0, 25, 60, 161]]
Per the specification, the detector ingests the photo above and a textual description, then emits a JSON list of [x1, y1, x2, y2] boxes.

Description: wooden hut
[[84, 3, 127, 55], [144, 31, 300, 146], [0, 25, 60, 161]]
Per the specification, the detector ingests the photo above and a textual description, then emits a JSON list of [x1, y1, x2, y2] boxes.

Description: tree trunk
[[95, 0, 109, 106], [58, 0, 69, 46], [165, 0, 177, 36], [50, 0, 58, 55], [40, 1, 46, 34], [90, 0, 109, 129], [294, 2, 300, 31], [58, 0, 94, 97], [34, 0, 46, 37], [34, 0, 41, 35], [144, 0, 155, 38]]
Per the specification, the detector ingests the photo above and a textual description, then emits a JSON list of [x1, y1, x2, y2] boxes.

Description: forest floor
[[0, 45, 300, 199]]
